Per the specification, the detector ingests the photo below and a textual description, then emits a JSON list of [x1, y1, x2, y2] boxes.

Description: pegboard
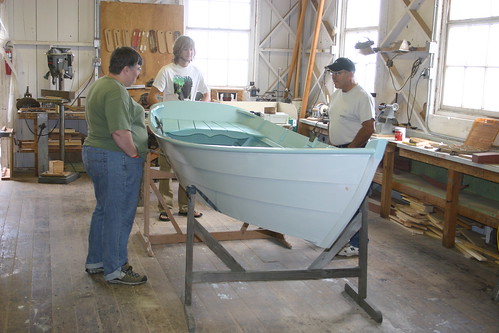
[[100, 1, 184, 86]]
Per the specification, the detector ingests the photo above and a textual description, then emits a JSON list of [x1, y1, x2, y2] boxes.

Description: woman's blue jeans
[[82, 146, 144, 281]]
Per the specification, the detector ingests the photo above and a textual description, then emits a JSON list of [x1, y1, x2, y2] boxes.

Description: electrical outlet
[[421, 68, 430, 79]]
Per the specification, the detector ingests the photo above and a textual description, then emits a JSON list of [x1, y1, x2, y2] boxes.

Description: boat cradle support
[[183, 185, 383, 332]]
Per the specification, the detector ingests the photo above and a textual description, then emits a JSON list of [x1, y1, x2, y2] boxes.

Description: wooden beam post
[[284, 0, 307, 99], [298, 0, 325, 123]]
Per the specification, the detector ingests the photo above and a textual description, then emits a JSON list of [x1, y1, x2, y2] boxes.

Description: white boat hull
[[150, 101, 387, 248]]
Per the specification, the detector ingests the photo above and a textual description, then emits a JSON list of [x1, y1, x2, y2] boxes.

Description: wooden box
[[49, 160, 64, 174]]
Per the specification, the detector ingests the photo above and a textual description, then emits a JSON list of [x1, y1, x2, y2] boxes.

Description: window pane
[[441, 1, 499, 114], [346, 0, 380, 28], [228, 32, 249, 60], [188, 1, 210, 27], [186, 0, 251, 87], [446, 26, 467, 66], [207, 59, 229, 86], [228, 59, 248, 86], [343, 30, 378, 93], [465, 25, 489, 66], [229, 2, 251, 29], [450, 0, 499, 20], [442, 67, 464, 107], [188, 30, 209, 59], [462, 67, 485, 109], [486, 24, 499, 66], [483, 68, 499, 110]]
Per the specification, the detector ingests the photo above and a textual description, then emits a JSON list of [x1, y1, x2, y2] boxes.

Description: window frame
[[184, 0, 255, 88], [434, 2, 499, 118]]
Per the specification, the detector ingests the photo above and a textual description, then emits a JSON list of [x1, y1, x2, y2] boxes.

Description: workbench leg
[[380, 143, 395, 218], [36, 113, 50, 176], [443, 169, 462, 248]]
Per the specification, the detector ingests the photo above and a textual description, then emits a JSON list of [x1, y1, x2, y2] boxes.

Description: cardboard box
[[263, 112, 288, 124]]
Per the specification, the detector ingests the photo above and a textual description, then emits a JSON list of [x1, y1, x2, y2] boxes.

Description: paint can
[[394, 127, 406, 141]]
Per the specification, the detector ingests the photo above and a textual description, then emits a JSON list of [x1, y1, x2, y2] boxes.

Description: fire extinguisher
[[4, 47, 12, 75]]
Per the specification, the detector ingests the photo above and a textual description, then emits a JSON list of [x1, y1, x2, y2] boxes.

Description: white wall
[[1, 0, 178, 167]]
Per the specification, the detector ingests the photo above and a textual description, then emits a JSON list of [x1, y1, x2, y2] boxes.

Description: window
[[341, 0, 380, 94], [185, 0, 252, 87], [438, 0, 499, 116]]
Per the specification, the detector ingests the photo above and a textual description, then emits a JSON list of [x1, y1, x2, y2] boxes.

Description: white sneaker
[[338, 245, 359, 257]]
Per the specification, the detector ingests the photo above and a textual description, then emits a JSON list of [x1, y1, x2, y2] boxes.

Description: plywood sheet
[[100, 1, 183, 85]]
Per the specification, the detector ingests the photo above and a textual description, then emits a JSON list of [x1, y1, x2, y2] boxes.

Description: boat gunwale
[[153, 133, 382, 155]]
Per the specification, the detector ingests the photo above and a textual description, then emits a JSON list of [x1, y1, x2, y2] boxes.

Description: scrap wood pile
[[389, 194, 499, 265]]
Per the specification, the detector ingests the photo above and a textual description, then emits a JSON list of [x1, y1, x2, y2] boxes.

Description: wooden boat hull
[[149, 101, 387, 248]]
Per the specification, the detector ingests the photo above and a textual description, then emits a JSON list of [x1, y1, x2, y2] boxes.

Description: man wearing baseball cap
[[325, 57, 376, 256]]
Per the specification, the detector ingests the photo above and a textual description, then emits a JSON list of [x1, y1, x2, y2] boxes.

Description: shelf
[[374, 170, 499, 229]]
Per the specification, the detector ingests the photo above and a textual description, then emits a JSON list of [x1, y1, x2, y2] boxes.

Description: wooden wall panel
[[100, 1, 184, 86], [78, 0, 95, 42], [12, 0, 36, 40], [36, 0, 58, 41], [58, 0, 79, 42]]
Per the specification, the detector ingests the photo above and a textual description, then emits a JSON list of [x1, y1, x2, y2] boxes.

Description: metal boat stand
[[183, 185, 383, 332], [136, 151, 291, 257]]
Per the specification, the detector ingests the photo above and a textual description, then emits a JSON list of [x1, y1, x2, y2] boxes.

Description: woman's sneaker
[[108, 268, 147, 285], [338, 245, 359, 257], [85, 262, 132, 275]]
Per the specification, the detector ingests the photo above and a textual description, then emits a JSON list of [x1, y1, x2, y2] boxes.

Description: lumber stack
[[389, 194, 499, 264]]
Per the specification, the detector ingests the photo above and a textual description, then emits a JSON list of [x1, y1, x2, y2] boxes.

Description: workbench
[[17, 110, 86, 176], [298, 118, 328, 141], [377, 141, 499, 248], [298, 118, 499, 248]]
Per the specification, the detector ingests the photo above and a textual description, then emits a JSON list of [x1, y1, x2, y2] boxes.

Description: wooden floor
[[0, 173, 498, 332]]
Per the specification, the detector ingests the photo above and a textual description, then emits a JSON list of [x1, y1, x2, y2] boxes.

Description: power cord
[[405, 69, 425, 128], [388, 57, 422, 92]]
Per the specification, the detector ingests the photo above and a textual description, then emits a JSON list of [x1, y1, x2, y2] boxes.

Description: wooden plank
[[398, 148, 499, 183]]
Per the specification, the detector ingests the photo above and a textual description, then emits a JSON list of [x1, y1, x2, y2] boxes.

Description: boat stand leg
[[184, 186, 196, 332], [344, 197, 383, 323]]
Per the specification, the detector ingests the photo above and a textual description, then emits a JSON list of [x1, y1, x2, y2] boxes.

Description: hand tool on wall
[[157, 30, 167, 53], [104, 29, 114, 52], [166, 31, 174, 54], [139, 30, 148, 53], [123, 29, 131, 47], [149, 30, 158, 53], [113, 29, 123, 48], [132, 29, 141, 50]]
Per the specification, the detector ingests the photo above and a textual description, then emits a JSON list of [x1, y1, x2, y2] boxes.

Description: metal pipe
[[94, 0, 101, 81]]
